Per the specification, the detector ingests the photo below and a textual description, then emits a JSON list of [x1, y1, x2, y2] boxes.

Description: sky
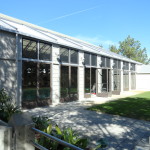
[[1, 0, 150, 56]]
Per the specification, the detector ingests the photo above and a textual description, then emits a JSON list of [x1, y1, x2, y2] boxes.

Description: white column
[[120, 61, 124, 92], [110, 58, 113, 92], [97, 56, 101, 94], [51, 44, 60, 104], [78, 51, 84, 101], [129, 63, 131, 91]]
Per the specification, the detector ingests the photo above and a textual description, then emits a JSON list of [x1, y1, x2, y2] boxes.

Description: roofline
[[0, 13, 142, 65]]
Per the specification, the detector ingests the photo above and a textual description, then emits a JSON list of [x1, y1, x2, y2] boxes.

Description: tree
[[109, 35, 150, 64]]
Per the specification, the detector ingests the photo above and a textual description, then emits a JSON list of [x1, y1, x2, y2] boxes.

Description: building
[[0, 13, 142, 108], [136, 65, 150, 91]]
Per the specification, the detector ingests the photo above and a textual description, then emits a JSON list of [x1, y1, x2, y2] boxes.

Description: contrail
[[38, 6, 99, 24]]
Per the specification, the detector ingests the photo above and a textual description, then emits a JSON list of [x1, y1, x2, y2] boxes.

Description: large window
[[22, 61, 51, 102], [131, 72, 136, 89], [84, 68, 96, 94], [22, 39, 52, 61], [60, 48, 78, 64], [23, 39, 37, 59], [22, 38, 52, 108], [60, 66, 78, 102]]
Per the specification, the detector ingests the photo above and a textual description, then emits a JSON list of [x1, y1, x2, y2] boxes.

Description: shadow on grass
[[87, 97, 150, 121]]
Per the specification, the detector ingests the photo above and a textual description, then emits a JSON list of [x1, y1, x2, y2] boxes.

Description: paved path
[[24, 100, 150, 150]]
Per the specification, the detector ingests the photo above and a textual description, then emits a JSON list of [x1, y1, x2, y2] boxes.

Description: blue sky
[[1, 0, 150, 56]]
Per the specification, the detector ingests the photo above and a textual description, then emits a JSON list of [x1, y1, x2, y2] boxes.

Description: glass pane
[[39, 64, 50, 100], [113, 70, 120, 91], [131, 63, 135, 71], [22, 61, 37, 101], [70, 67, 78, 99], [113, 59, 117, 69], [22, 39, 37, 59], [131, 73, 136, 89], [91, 54, 97, 66], [84, 53, 90, 66], [118, 60, 121, 69], [85, 68, 90, 93], [123, 71, 129, 90], [106, 57, 110, 68], [61, 66, 69, 98], [102, 69, 107, 92], [91, 68, 96, 94], [39, 43, 52, 61], [60, 47, 69, 63], [101, 56, 105, 67], [70, 50, 78, 64]]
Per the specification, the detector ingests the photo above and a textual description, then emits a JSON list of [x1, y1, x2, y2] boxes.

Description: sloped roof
[[0, 13, 142, 64], [137, 65, 150, 73]]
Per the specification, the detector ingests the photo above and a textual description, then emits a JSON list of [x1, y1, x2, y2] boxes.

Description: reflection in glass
[[22, 39, 37, 59], [39, 43, 52, 61], [113, 70, 120, 91], [60, 48, 69, 63], [71, 67, 77, 95], [61, 66, 69, 98], [84, 53, 90, 66], [39, 64, 50, 100], [91, 55, 97, 66], [22, 61, 37, 101], [123, 71, 129, 90], [85, 68, 90, 93], [70, 50, 78, 64], [91, 68, 96, 93]]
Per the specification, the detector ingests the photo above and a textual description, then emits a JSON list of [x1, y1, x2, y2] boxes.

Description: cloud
[[74, 35, 118, 49]]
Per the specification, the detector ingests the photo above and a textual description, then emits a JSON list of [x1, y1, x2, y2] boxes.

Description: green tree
[[109, 35, 150, 64]]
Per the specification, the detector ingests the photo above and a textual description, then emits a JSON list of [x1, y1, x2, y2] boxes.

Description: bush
[[0, 88, 21, 122], [32, 116, 107, 150]]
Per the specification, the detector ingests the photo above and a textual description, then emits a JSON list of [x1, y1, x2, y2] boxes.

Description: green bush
[[0, 88, 21, 122], [32, 116, 107, 150]]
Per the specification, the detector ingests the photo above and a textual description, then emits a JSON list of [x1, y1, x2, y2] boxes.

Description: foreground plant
[[0, 88, 21, 122], [32, 116, 107, 150]]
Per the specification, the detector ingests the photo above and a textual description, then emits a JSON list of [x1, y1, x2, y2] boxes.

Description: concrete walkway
[[24, 97, 150, 150]]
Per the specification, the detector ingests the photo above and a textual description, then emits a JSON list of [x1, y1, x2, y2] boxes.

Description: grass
[[87, 91, 150, 121]]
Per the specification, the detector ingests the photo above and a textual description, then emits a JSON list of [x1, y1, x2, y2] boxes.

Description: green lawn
[[87, 91, 150, 121]]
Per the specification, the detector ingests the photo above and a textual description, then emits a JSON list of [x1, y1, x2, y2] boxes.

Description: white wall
[[136, 74, 150, 90]]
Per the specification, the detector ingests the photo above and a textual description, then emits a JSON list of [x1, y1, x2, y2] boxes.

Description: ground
[[88, 91, 150, 121], [24, 92, 150, 150]]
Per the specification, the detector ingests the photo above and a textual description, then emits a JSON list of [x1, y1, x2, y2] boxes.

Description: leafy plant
[[33, 116, 107, 150], [0, 88, 21, 122]]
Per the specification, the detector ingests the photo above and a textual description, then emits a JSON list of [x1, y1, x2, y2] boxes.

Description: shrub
[[0, 88, 21, 122]]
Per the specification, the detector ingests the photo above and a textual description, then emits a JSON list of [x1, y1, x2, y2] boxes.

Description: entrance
[[97, 69, 112, 97], [84, 68, 96, 98]]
